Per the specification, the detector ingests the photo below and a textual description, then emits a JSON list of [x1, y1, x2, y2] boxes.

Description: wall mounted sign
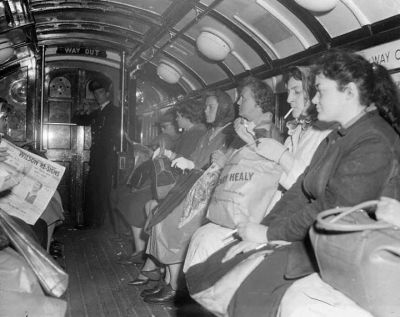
[[359, 39, 400, 70], [56, 46, 107, 58]]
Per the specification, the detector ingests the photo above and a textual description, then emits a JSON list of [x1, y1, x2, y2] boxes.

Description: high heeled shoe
[[141, 268, 161, 281], [116, 251, 145, 265], [143, 284, 180, 304], [140, 280, 164, 297], [128, 268, 162, 286], [127, 276, 149, 286]]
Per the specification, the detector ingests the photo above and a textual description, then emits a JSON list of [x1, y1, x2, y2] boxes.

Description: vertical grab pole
[[120, 51, 126, 152], [39, 45, 46, 151]]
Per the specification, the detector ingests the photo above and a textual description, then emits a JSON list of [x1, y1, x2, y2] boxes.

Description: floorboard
[[54, 225, 213, 317]]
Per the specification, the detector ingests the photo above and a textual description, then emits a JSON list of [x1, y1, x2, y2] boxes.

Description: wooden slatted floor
[[54, 226, 213, 317]]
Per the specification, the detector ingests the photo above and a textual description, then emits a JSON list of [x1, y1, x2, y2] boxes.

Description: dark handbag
[[152, 155, 180, 200], [310, 200, 400, 317], [144, 169, 203, 231], [127, 160, 153, 190]]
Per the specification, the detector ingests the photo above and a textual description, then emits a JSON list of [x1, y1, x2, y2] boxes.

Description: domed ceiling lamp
[[157, 59, 182, 84], [196, 27, 233, 61], [294, 0, 339, 12], [0, 37, 15, 64]]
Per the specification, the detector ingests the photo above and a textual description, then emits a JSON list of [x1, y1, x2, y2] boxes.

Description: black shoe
[[141, 268, 161, 281], [140, 281, 164, 297], [75, 224, 100, 230], [143, 284, 178, 304], [116, 251, 145, 265], [127, 276, 149, 286]]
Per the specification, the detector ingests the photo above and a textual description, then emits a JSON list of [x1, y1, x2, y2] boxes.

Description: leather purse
[[151, 138, 179, 200], [152, 155, 179, 200], [309, 200, 400, 317]]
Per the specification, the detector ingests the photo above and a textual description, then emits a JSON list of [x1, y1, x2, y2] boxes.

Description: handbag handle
[[316, 200, 395, 232]]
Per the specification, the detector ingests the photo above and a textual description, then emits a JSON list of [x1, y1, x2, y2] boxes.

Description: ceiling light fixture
[[294, 0, 339, 12], [157, 59, 182, 84], [196, 27, 233, 61]]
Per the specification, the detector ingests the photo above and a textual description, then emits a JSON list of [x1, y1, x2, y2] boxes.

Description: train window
[[1, 66, 27, 141]]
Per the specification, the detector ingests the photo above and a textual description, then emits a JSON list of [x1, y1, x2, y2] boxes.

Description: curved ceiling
[[3, 0, 400, 96]]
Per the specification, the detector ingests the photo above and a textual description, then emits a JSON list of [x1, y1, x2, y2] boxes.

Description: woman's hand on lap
[[237, 222, 268, 243], [222, 241, 265, 262]]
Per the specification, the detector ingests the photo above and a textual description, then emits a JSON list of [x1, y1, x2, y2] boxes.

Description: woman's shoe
[[141, 268, 161, 281], [116, 251, 145, 265], [140, 281, 164, 297], [127, 276, 149, 286], [143, 284, 179, 304]]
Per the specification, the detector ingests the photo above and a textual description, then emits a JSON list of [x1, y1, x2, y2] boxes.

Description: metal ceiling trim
[[30, 1, 162, 26], [36, 33, 134, 51], [181, 75, 197, 91], [256, 0, 311, 49], [277, 0, 331, 48], [128, 0, 202, 65], [233, 14, 280, 59], [231, 51, 251, 71], [35, 21, 144, 42], [340, 0, 370, 26]]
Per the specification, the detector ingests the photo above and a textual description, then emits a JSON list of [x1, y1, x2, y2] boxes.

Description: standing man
[[72, 79, 120, 228]]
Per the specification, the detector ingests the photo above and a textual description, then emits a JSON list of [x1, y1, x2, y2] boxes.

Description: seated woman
[[133, 90, 235, 303], [183, 69, 331, 274], [278, 196, 400, 317], [193, 50, 400, 317], [114, 109, 180, 263], [116, 101, 206, 265]]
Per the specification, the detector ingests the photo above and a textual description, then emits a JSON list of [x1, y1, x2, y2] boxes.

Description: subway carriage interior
[[0, 0, 399, 316]]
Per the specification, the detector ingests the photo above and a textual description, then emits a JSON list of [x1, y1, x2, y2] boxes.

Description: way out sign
[[56, 46, 107, 58]]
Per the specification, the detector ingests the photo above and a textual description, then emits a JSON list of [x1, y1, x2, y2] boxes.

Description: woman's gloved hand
[[376, 196, 400, 227], [152, 148, 174, 160], [234, 118, 256, 145], [222, 241, 273, 263], [211, 149, 227, 168], [255, 138, 288, 163], [171, 157, 195, 171]]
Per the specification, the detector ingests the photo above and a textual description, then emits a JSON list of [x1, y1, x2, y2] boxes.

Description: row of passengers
[[184, 49, 400, 316], [125, 73, 298, 303], [121, 49, 399, 312]]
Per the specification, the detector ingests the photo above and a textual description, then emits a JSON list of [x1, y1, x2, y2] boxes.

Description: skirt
[[111, 185, 153, 228]]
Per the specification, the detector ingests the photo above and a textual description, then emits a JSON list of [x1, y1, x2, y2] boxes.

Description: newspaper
[[0, 139, 65, 225]]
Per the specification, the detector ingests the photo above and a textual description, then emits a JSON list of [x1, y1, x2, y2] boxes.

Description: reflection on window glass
[[0, 66, 27, 141]]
